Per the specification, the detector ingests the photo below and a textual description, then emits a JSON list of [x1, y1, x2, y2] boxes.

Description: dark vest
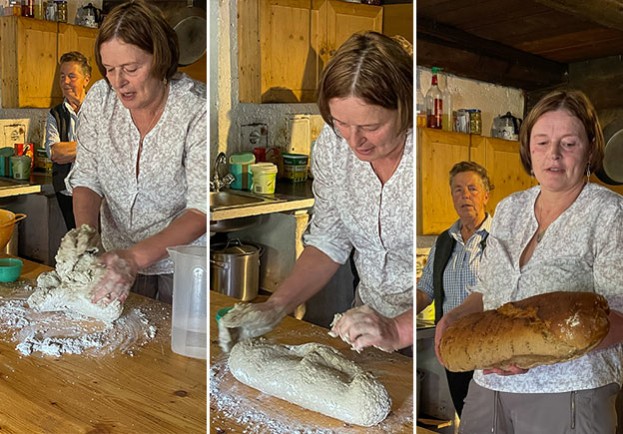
[[432, 229, 488, 324], [49, 103, 72, 193]]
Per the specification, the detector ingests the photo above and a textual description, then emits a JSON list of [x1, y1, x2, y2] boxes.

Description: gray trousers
[[459, 380, 619, 434], [131, 274, 173, 305]]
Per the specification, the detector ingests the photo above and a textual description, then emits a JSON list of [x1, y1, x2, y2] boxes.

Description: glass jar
[[45, 0, 56, 20], [468, 109, 482, 135], [55, 0, 66, 22]]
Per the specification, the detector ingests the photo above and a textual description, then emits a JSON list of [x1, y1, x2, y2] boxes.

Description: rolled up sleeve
[[303, 126, 352, 264]]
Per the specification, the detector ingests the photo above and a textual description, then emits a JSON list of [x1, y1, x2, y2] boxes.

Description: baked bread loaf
[[439, 291, 610, 372]]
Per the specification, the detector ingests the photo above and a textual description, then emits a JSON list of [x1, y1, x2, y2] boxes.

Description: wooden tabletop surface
[[210, 291, 414, 433], [0, 256, 207, 433]]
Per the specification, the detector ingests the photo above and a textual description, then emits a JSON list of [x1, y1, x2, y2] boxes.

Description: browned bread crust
[[439, 291, 610, 372]]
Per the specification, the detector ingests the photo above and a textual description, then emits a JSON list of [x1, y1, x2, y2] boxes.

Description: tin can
[[468, 109, 482, 135], [455, 109, 470, 134]]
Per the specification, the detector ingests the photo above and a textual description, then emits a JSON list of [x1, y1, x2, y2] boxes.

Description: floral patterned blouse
[[472, 182, 623, 393], [303, 125, 413, 318], [67, 74, 207, 275]]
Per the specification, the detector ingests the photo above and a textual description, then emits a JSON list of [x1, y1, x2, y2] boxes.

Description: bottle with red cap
[[425, 67, 443, 129]]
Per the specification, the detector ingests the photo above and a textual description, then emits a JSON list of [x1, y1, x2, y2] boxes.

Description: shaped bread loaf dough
[[27, 225, 122, 322], [228, 339, 391, 427]]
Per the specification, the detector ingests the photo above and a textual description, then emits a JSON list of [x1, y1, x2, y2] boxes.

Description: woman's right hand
[[218, 301, 287, 352]]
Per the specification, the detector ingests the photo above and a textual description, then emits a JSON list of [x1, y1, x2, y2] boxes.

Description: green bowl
[[0, 258, 23, 282]]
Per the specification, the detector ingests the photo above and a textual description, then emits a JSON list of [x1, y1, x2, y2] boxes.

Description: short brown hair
[[449, 161, 493, 192], [95, 0, 179, 83], [519, 89, 604, 175], [60, 51, 92, 78], [317, 31, 413, 135]]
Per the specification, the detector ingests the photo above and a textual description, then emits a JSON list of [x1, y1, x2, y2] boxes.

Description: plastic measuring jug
[[167, 245, 207, 359]]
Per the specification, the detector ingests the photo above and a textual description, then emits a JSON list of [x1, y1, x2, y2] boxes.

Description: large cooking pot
[[210, 240, 261, 302], [597, 119, 623, 185], [164, 0, 206, 67]]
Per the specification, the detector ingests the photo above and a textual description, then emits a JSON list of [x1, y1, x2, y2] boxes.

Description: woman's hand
[[90, 250, 138, 305], [218, 301, 287, 352], [329, 305, 404, 352]]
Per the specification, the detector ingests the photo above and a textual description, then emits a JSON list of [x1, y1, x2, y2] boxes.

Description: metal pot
[[163, 0, 206, 67], [210, 240, 261, 301]]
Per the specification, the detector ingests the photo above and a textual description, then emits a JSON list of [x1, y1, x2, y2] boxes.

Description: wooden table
[[0, 256, 206, 433], [210, 291, 414, 433]]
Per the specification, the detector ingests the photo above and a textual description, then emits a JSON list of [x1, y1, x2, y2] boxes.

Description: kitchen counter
[[0, 255, 206, 433], [0, 170, 50, 198], [210, 179, 315, 221], [210, 291, 414, 433]]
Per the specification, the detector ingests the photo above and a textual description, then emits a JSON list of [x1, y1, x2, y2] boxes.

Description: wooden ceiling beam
[[532, 0, 623, 31], [417, 17, 568, 90]]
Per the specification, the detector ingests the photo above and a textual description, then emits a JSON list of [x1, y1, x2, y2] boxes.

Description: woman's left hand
[[91, 250, 138, 305], [329, 305, 400, 352]]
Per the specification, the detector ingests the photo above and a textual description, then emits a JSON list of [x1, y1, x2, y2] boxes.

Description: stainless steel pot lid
[[211, 240, 260, 256], [597, 120, 623, 185]]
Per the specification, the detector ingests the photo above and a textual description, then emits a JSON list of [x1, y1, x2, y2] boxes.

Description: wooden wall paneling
[[238, 0, 261, 103], [0, 17, 18, 108]]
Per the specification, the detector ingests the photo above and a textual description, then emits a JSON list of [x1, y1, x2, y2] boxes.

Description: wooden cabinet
[[471, 135, 537, 214], [238, 0, 382, 103], [417, 128, 537, 235], [0, 17, 100, 108], [57, 22, 103, 85], [417, 128, 471, 235]]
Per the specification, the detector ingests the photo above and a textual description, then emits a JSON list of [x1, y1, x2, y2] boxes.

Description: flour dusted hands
[[329, 305, 401, 353], [91, 250, 138, 305], [218, 302, 287, 352]]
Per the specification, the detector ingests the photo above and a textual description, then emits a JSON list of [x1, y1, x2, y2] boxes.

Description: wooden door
[[417, 128, 471, 235], [323, 0, 382, 66], [0, 17, 58, 108], [258, 0, 323, 103]]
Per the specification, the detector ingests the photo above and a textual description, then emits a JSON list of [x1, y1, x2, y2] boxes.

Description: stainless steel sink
[[210, 191, 266, 210], [210, 190, 283, 233]]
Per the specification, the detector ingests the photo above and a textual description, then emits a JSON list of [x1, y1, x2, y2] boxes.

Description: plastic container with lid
[[282, 153, 309, 183], [250, 162, 277, 194], [229, 152, 255, 190]]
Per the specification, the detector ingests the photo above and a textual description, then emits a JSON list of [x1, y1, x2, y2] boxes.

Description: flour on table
[[228, 338, 391, 427], [0, 288, 162, 357], [27, 224, 122, 322]]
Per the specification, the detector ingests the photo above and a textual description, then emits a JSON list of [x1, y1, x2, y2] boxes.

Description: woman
[[219, 31, 413, 354], [45, 51, 91, 231], [436, 90, 623, 433], [417, 161, 493, 417], [67, 0, 206, 305]]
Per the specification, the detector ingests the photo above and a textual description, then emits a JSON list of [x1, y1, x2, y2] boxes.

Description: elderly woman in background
[[436, 90, 623, 434], [417, 161, 493, 417], [46, 51, 92, 231], [220, 31, 413, 354], [67, 0, 206, 305]]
